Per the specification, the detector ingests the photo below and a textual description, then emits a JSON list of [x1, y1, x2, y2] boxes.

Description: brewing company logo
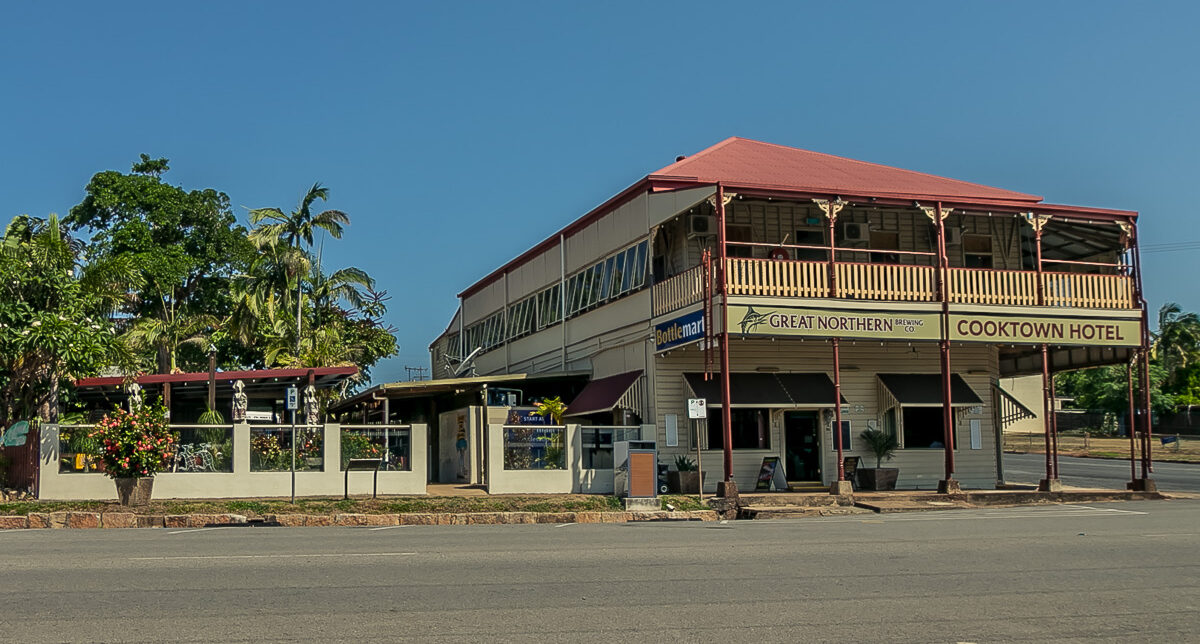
[[738, 306, 772, 334]]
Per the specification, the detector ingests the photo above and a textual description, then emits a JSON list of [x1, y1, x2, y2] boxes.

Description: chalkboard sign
[[755, 456, 787, 491]]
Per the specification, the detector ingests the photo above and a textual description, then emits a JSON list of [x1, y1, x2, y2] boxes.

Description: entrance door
[[784, 411, 821, 484]]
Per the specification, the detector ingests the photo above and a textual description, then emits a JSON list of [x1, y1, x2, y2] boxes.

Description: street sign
[[286, 386, 299, 411], [687, 398, 707, 420]]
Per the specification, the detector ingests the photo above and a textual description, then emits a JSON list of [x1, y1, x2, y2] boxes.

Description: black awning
[[878, 374, 983, 407], [565, 370, 642, 417], [684, 373, 846, 407]]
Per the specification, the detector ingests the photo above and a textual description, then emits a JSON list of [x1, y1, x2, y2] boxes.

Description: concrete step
[[737, 493, 843, 508], [853, 499, 972, 513], [742, 504, 872, 520]]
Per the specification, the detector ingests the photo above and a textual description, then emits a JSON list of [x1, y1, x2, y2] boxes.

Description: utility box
[[614, 440, 657, 498]]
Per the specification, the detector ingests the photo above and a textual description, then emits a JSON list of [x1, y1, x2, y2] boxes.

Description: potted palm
[[669, 455, 704, 494], [857, 428, 899, 491]]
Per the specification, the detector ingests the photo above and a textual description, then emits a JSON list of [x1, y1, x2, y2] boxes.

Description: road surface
[[2, 500, 1197, 642], [1004, 452, 1200, 492]]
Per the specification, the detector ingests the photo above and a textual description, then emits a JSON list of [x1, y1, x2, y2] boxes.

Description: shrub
[[90, 404, 177, 479]]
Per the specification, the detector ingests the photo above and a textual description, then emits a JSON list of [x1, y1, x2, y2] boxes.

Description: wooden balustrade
[[652, 265, 705, 317], [725, 258, 827, 298], [833, 262, 936, 302], [947, 268, 1038, 306], [652, 258, 1136, 316], [1042, 272, 1134, 309]]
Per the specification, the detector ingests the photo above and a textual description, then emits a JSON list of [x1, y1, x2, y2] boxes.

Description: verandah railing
[[651, 257, 1136, 316]]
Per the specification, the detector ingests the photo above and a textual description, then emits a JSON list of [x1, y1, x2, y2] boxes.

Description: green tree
[[1151, 302, 1200, 391], [0, 214, 135, 425], [247, 183, 349, 352], [67, 155, 254, 372]]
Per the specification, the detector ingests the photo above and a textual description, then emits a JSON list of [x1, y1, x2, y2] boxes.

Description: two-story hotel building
[[428, 137, 1150, 493]]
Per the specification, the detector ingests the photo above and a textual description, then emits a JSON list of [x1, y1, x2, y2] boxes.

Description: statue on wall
[[304, 384, 318, 426], [232, 380, 248, 422], [128, 383, 143, 411]]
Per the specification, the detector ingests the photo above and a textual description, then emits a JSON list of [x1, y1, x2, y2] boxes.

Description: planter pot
[[305, 457, 324, 469], [856, 468, 899, 491], [668, 471, 705, 494], [114, 477, 155, 506]]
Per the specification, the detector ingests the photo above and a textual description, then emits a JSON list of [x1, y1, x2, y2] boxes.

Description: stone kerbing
[[3, 509, 718, 529]]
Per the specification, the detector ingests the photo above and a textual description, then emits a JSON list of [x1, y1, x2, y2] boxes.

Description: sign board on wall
[[655, 309, 706, 352], [728, 305, 940, 341], [687, 398, 707, 419], [949, 314, 1140, 347]]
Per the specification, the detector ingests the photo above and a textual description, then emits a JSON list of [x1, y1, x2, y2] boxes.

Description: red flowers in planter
[[89, 404, 177, 479]]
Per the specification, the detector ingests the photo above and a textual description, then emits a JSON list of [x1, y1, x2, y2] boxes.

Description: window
[[706, 408, 771, 450], [598, 256, 615, 301], [794, 228, 827, 261], [610, 252, 627, 297], [830, 420, 853, 451], [587, 263, 605, 307], [630, 242, 648, 289], [870, 231, 900, 264], [902, 407, 954, 449], [963, 234, 993, 269]]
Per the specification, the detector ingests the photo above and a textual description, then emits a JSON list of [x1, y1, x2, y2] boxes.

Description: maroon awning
[[565, 370, 643, 417]]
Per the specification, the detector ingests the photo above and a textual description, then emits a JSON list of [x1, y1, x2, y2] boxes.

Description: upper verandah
[[458, 137, 1137, 300]]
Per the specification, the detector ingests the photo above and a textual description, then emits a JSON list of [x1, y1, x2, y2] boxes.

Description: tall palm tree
[[247, 183, 350, 353]]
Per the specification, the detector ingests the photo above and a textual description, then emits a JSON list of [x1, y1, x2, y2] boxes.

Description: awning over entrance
[[877, 373, 983, 407], [684, 372, 846, 407], [565, 370, 643, 417]]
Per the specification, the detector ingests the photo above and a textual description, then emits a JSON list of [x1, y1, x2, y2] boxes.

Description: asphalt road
[[3, 500, 1198, 643], [1004, 452, 1200, 492]]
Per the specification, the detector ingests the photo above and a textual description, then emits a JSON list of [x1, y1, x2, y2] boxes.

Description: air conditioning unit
[[842, 221, 869, 243], [687, 214, 716, 237], [945, 227, 962, 245]]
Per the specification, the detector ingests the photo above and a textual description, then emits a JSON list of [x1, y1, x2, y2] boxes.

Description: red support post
[[935, 203, 955, 484], [1040, 344, 1054, 483], [833, 338, 844, 481], [1127, 355, 1137, 482], [716, 185, 734, 483]]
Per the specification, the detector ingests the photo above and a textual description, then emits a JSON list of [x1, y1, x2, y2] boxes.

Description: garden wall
[[37, 423, 427, 500]]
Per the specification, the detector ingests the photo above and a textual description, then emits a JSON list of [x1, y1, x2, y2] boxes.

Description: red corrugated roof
[[75, 366, 358, 389], [649, 137, 1042, 204]]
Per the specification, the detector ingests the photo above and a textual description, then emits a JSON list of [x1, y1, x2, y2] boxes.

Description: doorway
[[784, 411, 822, 484]]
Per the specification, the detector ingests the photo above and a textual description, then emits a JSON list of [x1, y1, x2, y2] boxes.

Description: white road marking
[[1142, 533, 1198, 537], [166, 527, 236, 535], [799, 507, 1147, 524], [131, 552, 416, 561], [1062, 504, 1146, 514], [554, 523, 577, 528], [367, 525, 410, 531]]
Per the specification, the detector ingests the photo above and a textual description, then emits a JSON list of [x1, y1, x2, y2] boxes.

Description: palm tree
[[247, 184, 349, 354], [1152, 302, 1200, 387], [124, 311, 219, 373]]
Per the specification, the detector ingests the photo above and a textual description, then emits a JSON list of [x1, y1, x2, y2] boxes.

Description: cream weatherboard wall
[[652, 339, 1000, 491]]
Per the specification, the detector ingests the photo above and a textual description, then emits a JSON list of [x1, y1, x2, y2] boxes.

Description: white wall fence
[[39, 423, 427, 500], [486, 424, 651, 494]]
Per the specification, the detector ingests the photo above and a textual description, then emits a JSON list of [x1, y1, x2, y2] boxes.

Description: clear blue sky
[[4, 1, 1198, 384]]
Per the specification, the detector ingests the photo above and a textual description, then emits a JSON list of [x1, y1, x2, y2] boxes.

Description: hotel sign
[[655, 309, 706, 352], [949, 314, 1140, 346], [729, 305, 941, 341]]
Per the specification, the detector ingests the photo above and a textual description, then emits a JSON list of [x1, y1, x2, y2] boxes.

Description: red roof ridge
[[653, 137, 1043, 203]]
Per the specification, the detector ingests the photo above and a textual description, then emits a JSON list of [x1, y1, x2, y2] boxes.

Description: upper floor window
[[963, 234, 993, 269]]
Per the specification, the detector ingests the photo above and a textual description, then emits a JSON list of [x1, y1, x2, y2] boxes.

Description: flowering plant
[[89, 403, 177, 479]]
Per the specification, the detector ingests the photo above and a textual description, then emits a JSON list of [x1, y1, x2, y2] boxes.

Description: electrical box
[[613, 440, 657, 498]]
